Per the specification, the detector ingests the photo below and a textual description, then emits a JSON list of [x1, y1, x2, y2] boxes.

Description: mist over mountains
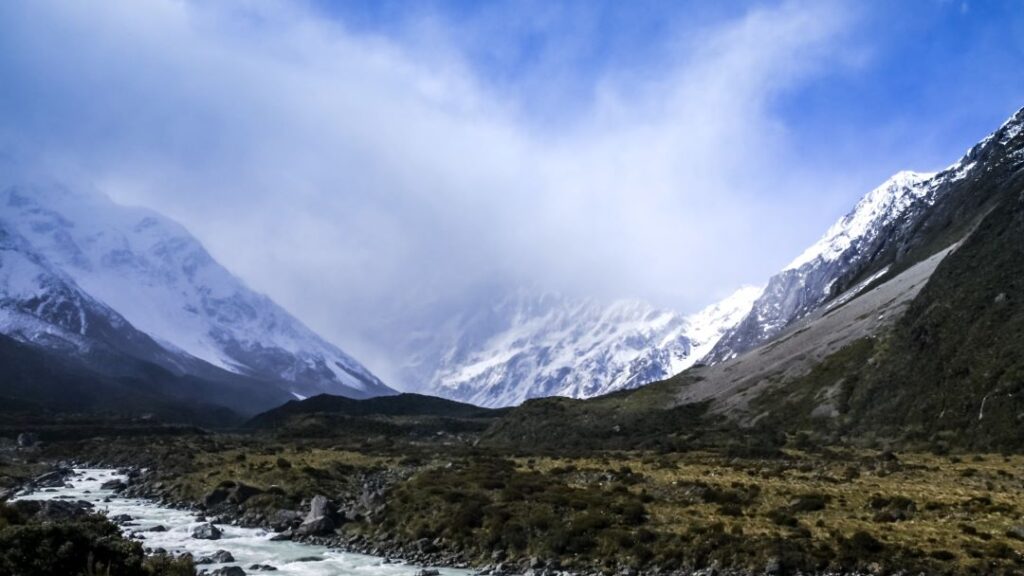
[[1, 104, 1021, 415]]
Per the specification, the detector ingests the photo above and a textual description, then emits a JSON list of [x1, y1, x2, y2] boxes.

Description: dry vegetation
[[30, 433, 1024, 575]]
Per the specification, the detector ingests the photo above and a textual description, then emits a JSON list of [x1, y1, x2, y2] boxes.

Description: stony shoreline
[[13, 460, 884, 576]]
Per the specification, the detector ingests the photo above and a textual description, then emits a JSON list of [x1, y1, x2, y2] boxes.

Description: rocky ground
[[5, 428, 1024, 576]]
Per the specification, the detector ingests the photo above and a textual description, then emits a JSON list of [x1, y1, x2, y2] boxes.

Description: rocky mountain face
[[722, 105, 1024, 449], [707, 107, 1024, 365], [398, 286, 761, 408], [0, 183, 393, 414]]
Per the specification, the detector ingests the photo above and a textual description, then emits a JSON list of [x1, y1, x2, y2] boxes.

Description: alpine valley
[[7, 1, 1024, 574], [4, 103, 1024, 576]]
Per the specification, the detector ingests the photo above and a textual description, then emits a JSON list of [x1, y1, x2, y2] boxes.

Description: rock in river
[[196, 550, 235, 564], [191, 522, 223, 540]]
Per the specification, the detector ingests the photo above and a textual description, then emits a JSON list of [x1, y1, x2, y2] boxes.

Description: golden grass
[[520, 450, 1024, 564]]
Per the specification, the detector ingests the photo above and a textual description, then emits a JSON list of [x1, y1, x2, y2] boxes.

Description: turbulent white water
[[14, 468, 471, 576]]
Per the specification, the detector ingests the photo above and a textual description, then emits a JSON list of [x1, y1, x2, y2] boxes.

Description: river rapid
[[14, 468, 472, 576]]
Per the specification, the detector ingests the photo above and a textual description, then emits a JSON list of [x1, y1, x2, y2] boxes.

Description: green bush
[[0, 503, 195, 576]]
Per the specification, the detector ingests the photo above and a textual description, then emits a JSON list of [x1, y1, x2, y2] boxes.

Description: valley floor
[[4, 429, 1024, 576]]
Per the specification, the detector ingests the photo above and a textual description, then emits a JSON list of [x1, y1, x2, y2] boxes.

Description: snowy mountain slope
[[0, 219, 139, 355], [0, 183, 393, 400], [706, 106, 1024, 364], [402, 286, 761, 408], [784, 171, 936, 271], [0, 218, 295, 415]]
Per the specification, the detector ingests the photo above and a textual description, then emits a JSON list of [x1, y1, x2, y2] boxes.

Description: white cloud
[[0, 0, 864, 384]]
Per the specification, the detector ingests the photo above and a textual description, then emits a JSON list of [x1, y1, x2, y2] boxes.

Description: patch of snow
[[1003, 122, 1022, 143], [948, 161, 977, 183]]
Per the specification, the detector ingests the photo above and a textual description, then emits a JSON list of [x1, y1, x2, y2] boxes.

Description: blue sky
[[311, 0, 1024, 168], [0, 0, 1022, 374]]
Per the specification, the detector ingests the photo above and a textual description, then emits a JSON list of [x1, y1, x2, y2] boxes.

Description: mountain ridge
[[0, 182, 395, 415], [706, 106, 1024, 365], [396, 285, 761, 408]]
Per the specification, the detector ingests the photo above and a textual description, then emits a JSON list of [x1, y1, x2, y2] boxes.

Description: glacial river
[[14, 468, 472, 576]]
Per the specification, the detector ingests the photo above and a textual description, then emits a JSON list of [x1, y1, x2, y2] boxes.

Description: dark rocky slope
[[707, 107, 1024, 365]]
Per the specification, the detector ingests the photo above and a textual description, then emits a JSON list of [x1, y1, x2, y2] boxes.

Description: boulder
[[249, 565, 278, 572], [191, 522, 223, 540], [100, 479, 128, 492], [196, 550, 236, 564], [16, 433, 37, 448], [294, 515, 334, 537], [294, 495, 336, 536], [269, 530, 293, 541], [268, 509, 302, 531], [211, 568, 246, 576], [306, 495, 332, 522], [417, 570, 440, 576]]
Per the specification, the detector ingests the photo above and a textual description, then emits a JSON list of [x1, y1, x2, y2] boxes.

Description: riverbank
[[11, 433, 1024, 576], [13, 466, 473, 576]]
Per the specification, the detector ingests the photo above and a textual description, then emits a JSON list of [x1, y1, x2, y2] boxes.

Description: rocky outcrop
[[294, 495, 337, 537], [191, 522, 223, 540]]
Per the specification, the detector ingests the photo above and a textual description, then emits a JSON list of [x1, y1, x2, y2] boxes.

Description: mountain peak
[[785, 170, 935, 271]]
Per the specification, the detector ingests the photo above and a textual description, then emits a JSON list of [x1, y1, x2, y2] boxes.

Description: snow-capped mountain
[[706, 106, 1024, 364], [0, 220, 147, 356], [397, 108, 1024, 408], [400, 286, 761, 407], [0, 217, 296, 416], [0, 183, 393, 402]]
